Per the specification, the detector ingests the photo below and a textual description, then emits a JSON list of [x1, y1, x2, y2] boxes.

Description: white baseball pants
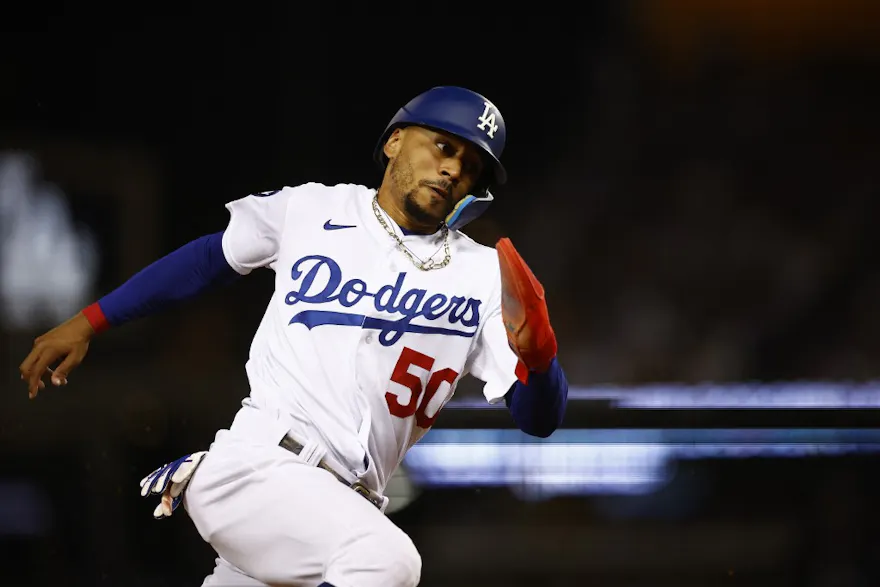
[[182, 419, 421, 587]]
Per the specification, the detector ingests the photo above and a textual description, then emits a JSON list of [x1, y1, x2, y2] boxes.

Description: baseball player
[[19, 86, 569, 587]]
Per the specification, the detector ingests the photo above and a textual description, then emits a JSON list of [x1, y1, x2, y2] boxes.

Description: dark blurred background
[[2, 3, 880, 585]]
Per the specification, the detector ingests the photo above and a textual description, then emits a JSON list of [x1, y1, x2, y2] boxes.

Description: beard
[[404, 191, 443, 226], [390, 156, 452, 227]]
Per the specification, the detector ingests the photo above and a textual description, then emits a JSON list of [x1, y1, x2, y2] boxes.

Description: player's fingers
[[148, 466, 172, 495], [27, 348, 61, 399], [141, 474, 163, 497], [169, 451, 206, 485], [50, 348, 84, 386], [153, 502, 170, 519], [169, 482, 183, 498], [169, 466, 190, 487], [19, 344, 44, 380], [23, 347, 46, 399], [140, 466, 163, 493], [157, 491, 177, 517], [163, 487, 176, 507], [140, 472, 154, 496]]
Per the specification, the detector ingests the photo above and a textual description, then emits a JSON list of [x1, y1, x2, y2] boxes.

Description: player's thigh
[[200, 556, 269, 587], [183, 437, 418, 586]]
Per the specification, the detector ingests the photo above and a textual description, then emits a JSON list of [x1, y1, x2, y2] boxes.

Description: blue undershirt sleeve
[[504, 357, 568, 438], [96, 231, 241, 327]]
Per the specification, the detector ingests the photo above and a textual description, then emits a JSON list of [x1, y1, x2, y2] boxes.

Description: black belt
[[279, 434, 383, 510]]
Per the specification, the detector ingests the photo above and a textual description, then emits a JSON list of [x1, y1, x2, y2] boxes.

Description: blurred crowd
[[489, 40, 880, 388]]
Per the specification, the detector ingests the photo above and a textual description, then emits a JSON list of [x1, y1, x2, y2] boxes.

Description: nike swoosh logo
[[323, 220, 357, 231]]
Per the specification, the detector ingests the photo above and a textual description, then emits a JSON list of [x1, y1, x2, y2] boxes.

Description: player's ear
[[383, 128, 404, 160]]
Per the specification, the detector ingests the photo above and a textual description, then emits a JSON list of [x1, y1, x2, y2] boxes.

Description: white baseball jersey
[[220, 182, 519, 495]]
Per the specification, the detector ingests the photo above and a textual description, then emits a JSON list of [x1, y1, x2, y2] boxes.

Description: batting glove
[[496, 237, 558, 382], [139, 451, 207, 519]]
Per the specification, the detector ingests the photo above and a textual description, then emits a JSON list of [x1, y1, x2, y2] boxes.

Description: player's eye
[[436, 141, 453, 155]]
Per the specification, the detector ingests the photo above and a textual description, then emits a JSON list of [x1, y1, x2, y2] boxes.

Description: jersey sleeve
[[221, 188, 295, 275], [464, 276, 520, 405]]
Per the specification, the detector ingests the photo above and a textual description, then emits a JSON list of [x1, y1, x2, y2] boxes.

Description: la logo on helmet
[[477, 102, 499, 139]]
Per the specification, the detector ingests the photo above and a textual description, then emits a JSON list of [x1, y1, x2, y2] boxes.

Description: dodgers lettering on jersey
[[220, 182, 518, 495], [285, 255, 482, 345]]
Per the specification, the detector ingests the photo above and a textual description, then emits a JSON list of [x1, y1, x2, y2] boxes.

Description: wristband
[[82, 302, 111, 334]]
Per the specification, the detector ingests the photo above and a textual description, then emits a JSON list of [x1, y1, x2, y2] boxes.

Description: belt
[[279, 434, 384, 511]]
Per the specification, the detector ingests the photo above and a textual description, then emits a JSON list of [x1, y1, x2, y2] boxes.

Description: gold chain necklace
[[371, 194, 451, 271]]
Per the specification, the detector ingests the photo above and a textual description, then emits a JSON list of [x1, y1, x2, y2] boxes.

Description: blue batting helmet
[[373, 86, 507, 231]]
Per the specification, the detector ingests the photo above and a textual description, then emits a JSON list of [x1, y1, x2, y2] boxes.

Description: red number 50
[[385, 346, 459, 428]]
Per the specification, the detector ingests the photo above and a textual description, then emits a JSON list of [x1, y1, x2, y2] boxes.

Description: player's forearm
[[504, 357, 568, 438], [82, 231, 240, 332]]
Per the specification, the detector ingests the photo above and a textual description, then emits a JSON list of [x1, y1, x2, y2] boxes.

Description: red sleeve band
[[82, 302, 111, 335]]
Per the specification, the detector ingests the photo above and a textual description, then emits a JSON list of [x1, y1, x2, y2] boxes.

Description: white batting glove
[[139, 451, 208, 519]]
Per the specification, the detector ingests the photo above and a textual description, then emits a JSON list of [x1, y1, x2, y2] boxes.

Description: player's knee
[[381, 531, 421, 586], [339, 528, 421, 586]]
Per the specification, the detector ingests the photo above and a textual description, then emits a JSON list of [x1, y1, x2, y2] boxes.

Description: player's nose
[[439, 157, 462, 181]]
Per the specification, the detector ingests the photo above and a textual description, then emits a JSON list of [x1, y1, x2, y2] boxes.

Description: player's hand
[[496, 238, 558, 380], [139, 451, 208, 519], [19, 312, 96, 399]]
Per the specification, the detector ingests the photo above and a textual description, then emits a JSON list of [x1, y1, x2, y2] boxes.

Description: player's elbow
[[524, 426, 554, 439], [509, 397, 565, 438], [506, 379, 568, 438], [519, 415, 562, 438]]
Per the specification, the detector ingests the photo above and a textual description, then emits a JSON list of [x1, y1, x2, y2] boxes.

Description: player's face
[[387, 127, 485, 228]]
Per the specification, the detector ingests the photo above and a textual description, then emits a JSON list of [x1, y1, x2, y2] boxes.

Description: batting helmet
[[373, 86, 507, 231]]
